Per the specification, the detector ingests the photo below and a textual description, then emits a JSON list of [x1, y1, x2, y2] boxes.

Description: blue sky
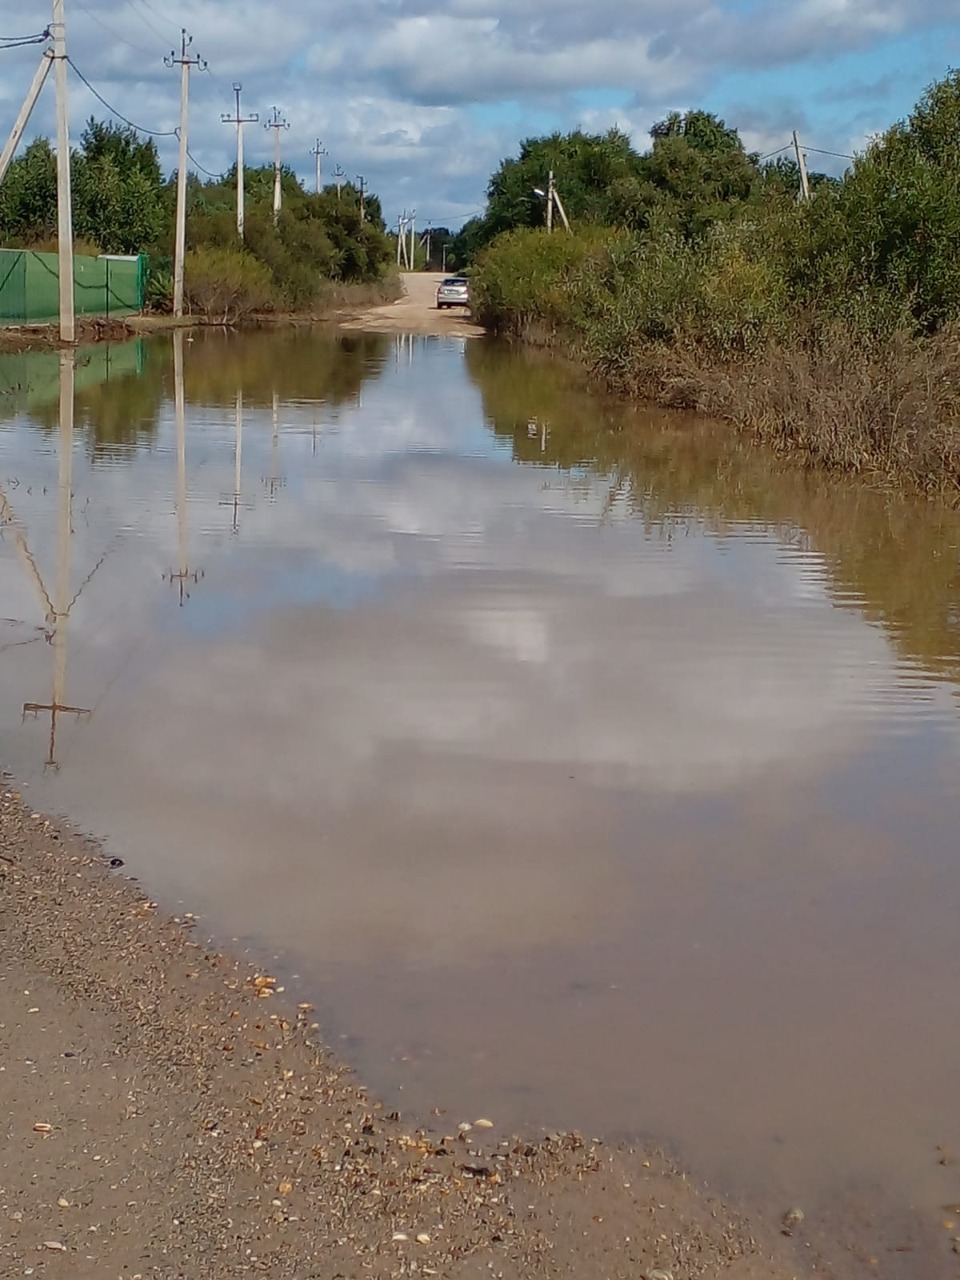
[[0, 0, 957, 229]]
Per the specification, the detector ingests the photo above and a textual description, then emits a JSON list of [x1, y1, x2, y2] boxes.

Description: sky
[[0, 0, 958, 230]]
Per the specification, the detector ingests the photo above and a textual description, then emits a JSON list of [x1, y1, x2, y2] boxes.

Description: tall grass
[[469, 224, 960, 498]]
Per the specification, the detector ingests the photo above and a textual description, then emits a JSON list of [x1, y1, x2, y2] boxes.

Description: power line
[[759, 144, 792, 161], [67, 58, 178, 136], [71, 0, 159, 58], [121, 0, 176, 46], [185, 146, 222, 180], [0, 29, 51, 48], [805, 145, 855, 160]]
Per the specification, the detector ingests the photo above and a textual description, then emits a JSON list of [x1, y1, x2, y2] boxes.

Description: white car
[[436, 276, 469, 309]]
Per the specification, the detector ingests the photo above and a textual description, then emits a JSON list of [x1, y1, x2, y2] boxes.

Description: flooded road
[[2, 329, 960, 1268]]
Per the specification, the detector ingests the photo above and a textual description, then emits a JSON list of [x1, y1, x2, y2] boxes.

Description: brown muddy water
[[3, 329, 960, 1269]]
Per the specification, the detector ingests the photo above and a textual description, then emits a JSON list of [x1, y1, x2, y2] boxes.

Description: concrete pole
[[273, 123, 281, 224], [792, 130, 811, 201], [0, 52, 53, 186], [52, 0, 74, 342], [546, 170, 554, 234]]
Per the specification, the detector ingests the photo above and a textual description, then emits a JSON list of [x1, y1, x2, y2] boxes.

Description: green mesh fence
[[0, 249, 145, 324]]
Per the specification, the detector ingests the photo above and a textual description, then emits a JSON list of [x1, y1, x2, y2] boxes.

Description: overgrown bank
[[465, 73, 960, 500]]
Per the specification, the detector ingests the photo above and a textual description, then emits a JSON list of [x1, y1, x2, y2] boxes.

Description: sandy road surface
[[339, 272, 484, 336]]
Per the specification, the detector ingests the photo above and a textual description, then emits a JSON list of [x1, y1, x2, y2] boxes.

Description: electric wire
[[67, 57, 178, 137]]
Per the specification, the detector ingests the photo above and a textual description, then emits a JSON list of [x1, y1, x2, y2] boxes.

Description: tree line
[[463, 70, 960, 497], [0, 119, 395, 315]]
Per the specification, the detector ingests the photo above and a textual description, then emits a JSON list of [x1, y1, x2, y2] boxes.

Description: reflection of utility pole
[[221, 82, 258, 241], [21, 352, 90, 771], [219, 389, 252, 532], [262, 391, 286, 501], [165, 332, 203, 604]]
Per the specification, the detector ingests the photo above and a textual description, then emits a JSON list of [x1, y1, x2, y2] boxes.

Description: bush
[[183, 246, 276, 322]]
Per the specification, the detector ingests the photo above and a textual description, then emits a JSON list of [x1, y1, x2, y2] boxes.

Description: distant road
[[338, 272, 484, 337]]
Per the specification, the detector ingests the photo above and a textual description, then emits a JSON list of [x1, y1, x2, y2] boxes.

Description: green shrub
[[183, 246, 275, 321]]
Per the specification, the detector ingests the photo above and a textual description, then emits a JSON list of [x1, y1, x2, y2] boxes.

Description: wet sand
[[0, 776, 824, 1280]]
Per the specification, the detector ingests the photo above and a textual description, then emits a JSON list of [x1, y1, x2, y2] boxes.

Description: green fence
[[0, 248, 145, 324]]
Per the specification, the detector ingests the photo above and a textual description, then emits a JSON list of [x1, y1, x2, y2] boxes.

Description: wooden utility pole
[[265, 107, 289, 225], [221, 83, 257, 241], [311, 137, 327, 193], [333, 164, 345, 200], [792, 130, 811, 201], [51, 0, 74, 342], [356, 175, 366, 223], [166, 29, 206, 319]]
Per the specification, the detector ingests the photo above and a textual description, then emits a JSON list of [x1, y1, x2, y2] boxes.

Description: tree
[[0, 138, 57, 243], [803, 68, 960, 332], [632, 110, 760, 236]]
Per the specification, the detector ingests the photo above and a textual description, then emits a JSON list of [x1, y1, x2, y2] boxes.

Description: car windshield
[[441, 278, 467, 287]]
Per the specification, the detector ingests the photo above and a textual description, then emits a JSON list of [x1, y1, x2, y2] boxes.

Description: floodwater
[[3, 329, 960, 1269]]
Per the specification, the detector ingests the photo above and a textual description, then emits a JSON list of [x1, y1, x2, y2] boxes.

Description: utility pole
[[51, 0, 74, 342], [356, 175, 365, 223], [552, 184, 572, 233], [792, 130, 811, 201], [396, 212, 407, 267], [441, 242, 447, 273], [424, 227, 432, 270], [166, 29, 206, 319], [546, 170, 554, 234], [408, 209, 416, 271], [311, 137, 327, 193], [221, 83, 257, 241], [265, 107, 289, 225], [0, 48, 53, 186], [333, 164, 345, 200]]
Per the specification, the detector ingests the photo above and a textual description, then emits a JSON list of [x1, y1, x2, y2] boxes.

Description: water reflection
[[164, 332, 203, 606], [1, 330, 960, 1273], [465, 340, 960, 688], [3, 354, 93, 769]]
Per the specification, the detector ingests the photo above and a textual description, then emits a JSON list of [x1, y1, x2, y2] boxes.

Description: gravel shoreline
[[1, 776, 821, 1279]]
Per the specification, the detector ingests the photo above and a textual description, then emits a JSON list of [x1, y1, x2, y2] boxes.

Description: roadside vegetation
[[0, 118, 397, 319], [463, 72, 960, 499]]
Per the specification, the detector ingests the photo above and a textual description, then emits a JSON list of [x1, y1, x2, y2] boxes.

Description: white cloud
[[0, 0, 949, 225]]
